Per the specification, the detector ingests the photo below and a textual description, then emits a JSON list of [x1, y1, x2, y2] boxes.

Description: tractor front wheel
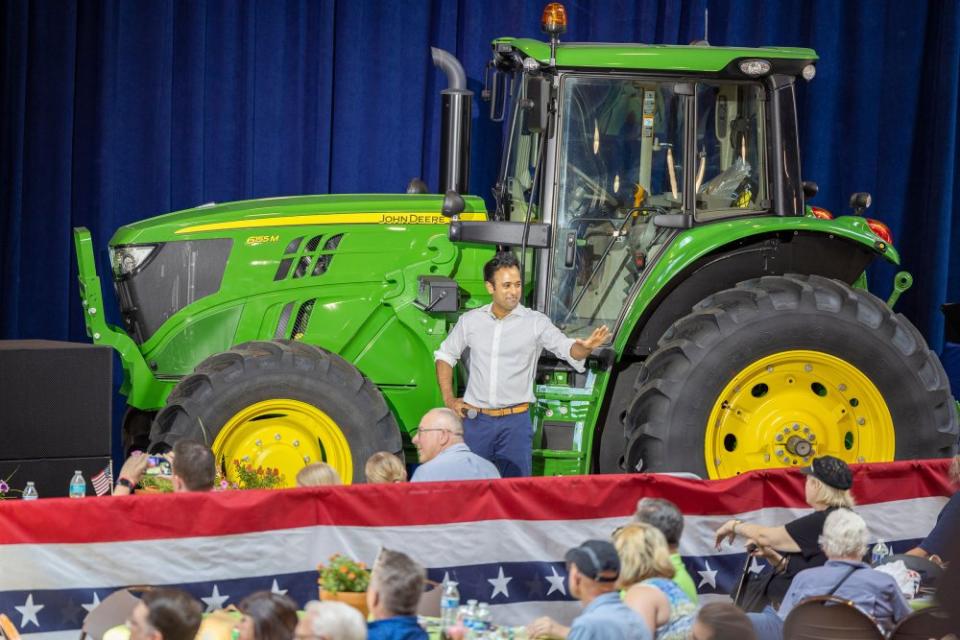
[[150, 340, 401, 485], [625, 274, 958, 478]]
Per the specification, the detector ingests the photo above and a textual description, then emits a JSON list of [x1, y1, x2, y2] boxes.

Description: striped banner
[[0, 459, 951, 640]]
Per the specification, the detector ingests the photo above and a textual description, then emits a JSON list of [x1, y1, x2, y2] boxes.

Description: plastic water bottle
[[441, 580, 460, 629], [460, 600, 479, 633], [871, 539, 891, 565], [22, 482, 39, 500], [69, 470, 87, 498], [475, 602, 492, 634]]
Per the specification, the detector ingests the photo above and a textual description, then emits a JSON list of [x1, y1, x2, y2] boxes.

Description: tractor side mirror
[[441, 190, 465, 218], [521, 76, 550, 134], [802, 181, 818, 199], [849, 192, 872, 216], [482, 64, 508, 123]]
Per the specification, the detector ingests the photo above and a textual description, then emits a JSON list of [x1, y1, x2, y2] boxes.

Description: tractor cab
[[465, 21, 815, 341]]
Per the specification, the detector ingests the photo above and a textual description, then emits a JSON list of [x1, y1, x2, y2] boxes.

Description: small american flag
[[91, 462, 113, 496]]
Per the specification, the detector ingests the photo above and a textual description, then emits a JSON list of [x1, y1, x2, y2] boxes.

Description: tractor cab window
[[497, 74, 543, 224], [694, 82, 768, 219], [549, 75, 685, 335]]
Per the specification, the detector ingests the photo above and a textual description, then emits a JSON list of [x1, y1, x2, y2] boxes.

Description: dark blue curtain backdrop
[[2, 0, 959, 350]]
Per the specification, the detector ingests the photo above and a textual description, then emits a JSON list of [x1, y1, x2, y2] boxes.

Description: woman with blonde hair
[[365, 451, 408, 483], [296, 462, 342, 487], [614, 522, 695, 640], [714, 454, 855, 609]]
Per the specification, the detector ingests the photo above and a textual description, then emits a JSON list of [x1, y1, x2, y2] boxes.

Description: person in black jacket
[[714, 455, 855, 609]]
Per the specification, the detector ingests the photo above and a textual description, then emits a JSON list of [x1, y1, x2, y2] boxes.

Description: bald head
[[413, 408, 465, 463]]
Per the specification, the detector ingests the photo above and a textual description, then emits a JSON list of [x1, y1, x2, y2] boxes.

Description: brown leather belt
[[476, 403, 529, 417]]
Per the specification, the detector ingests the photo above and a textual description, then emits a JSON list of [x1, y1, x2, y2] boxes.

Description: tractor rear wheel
[[625, 274, 958, 478], [150, 340, 401, 485]]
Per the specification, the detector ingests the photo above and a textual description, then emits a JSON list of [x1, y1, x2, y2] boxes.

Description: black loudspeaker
[[0, 341, 112, 495], [0, 456, 113, 498]]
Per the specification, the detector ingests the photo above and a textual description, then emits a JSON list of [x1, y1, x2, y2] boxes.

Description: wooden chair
[[0, 614, 21, 640], [417, 579, 443, 618], [889, 607, 953, 640], [782, 595, 885, 640]]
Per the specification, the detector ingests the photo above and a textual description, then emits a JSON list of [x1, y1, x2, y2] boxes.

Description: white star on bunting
[[201, 585, 229, 611], [544, 566, 566, 596], [16, 594, 44, 628], [270, 579, 288, 596], [81, 592, 102, 613], [487, 566, 512, 599], [697, 561, 718, 590], [748, 557, 765, 575]]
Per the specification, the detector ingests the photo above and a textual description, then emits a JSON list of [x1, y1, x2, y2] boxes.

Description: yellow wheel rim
[[213, 399, 353, 487], [705, 350, 894, 479]]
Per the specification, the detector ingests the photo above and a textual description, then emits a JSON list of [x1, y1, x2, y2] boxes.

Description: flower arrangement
[[232, 460, 286, 490], [0, 468, 21, 499], [139, 474, 174, 493], [318, 554, 370, 593]]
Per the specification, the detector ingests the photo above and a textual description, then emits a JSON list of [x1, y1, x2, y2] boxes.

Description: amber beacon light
[[541, 3, 568, 37]]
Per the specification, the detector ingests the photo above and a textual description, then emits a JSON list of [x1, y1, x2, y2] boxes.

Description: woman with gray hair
[[297, 601, 367, 640], [746, 509, 911, 640]]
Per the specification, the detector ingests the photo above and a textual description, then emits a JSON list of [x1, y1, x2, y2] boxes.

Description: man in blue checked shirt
[[435, 252, 610, 477]]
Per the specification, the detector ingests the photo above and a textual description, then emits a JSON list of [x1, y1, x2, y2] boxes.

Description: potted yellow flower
[[318, 554, 371, 617]]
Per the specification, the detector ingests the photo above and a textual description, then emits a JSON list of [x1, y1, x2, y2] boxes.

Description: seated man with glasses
[[410, 408, 500, 482]]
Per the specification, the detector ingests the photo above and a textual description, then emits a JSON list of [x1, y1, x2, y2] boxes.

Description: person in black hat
[[713, 455, 855, 610], [527, 540, 650, 640]]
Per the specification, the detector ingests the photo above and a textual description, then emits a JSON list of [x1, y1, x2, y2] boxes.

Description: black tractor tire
[[624, 274, 958, 477], [149, 340, 401, 483], [122, 407, 156, 457]]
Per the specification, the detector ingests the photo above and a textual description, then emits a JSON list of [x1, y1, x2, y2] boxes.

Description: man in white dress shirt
[[434, 252, 610, 477]]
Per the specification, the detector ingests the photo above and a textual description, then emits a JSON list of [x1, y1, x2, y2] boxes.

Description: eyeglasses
[[413, 428, 462, 437]]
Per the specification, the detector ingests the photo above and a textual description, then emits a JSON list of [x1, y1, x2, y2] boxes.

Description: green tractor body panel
[[613, 215, 899, 355], [494, 38, 818, 71]]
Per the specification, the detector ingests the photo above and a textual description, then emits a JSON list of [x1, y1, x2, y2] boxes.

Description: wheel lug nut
[[255, 439, 262, 447], [808, 434, 816, 441], [838, 384, 847, 391], [293, 440, 300, 447], [804, 364, 812, 372], [776, 434, 783, 442], [776, 449, 784, 457], [303, 455, 311, 463], [793, 423, 800, 431], [274, 433, 281, 440], [763, 453, 771, 462], [242, 455, 250, 462], [766, 366, 774, 373], [858, 418, 866, 425]]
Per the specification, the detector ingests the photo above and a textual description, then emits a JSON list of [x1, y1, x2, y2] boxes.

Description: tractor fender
[[614, 217, 898, 359]]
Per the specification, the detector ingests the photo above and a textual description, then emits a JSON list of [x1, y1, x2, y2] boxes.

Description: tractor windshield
[[549, 75, 685, 334]]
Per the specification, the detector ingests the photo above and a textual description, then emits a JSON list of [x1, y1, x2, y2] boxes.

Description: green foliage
[[232, 460, 286, 490], [317, 554, 370, 593]]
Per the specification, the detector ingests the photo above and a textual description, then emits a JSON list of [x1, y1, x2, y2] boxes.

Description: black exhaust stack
[[431, 47, 472, 195]]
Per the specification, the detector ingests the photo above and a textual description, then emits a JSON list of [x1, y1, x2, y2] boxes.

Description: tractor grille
[[273, 233, 344, 281]]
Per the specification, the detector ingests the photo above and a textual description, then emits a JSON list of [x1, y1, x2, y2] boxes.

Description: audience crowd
[[13, 422, 960, 640]]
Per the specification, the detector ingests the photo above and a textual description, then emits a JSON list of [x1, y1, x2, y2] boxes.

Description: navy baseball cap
[[565, 540, 620, 582]]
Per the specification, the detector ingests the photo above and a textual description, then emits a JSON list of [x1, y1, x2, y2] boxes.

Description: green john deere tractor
[[74, 13, 958, 486]]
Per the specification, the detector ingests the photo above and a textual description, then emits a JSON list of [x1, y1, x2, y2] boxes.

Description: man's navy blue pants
[[463, 410, 532, 477]]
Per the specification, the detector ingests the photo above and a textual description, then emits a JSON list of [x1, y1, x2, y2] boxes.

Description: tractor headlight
[[110, 244, 159, 277], [739, 59, 771, 77]]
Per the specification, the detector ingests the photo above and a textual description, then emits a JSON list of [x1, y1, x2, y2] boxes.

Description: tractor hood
[[111, 193, 488, 245]]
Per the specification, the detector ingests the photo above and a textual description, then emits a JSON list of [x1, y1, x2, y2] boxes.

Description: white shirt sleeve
[[536, 314, 586, 373], [434, 314, 468, 367]]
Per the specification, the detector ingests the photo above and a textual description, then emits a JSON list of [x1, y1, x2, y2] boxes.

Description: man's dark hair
[[633, 497, 684, 546], [141, 588, 203, 640], [483, 252, 520, 284], [372, 548, 425, 616], [171, 439, 216, 491], [695, 602, 757, 640]]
